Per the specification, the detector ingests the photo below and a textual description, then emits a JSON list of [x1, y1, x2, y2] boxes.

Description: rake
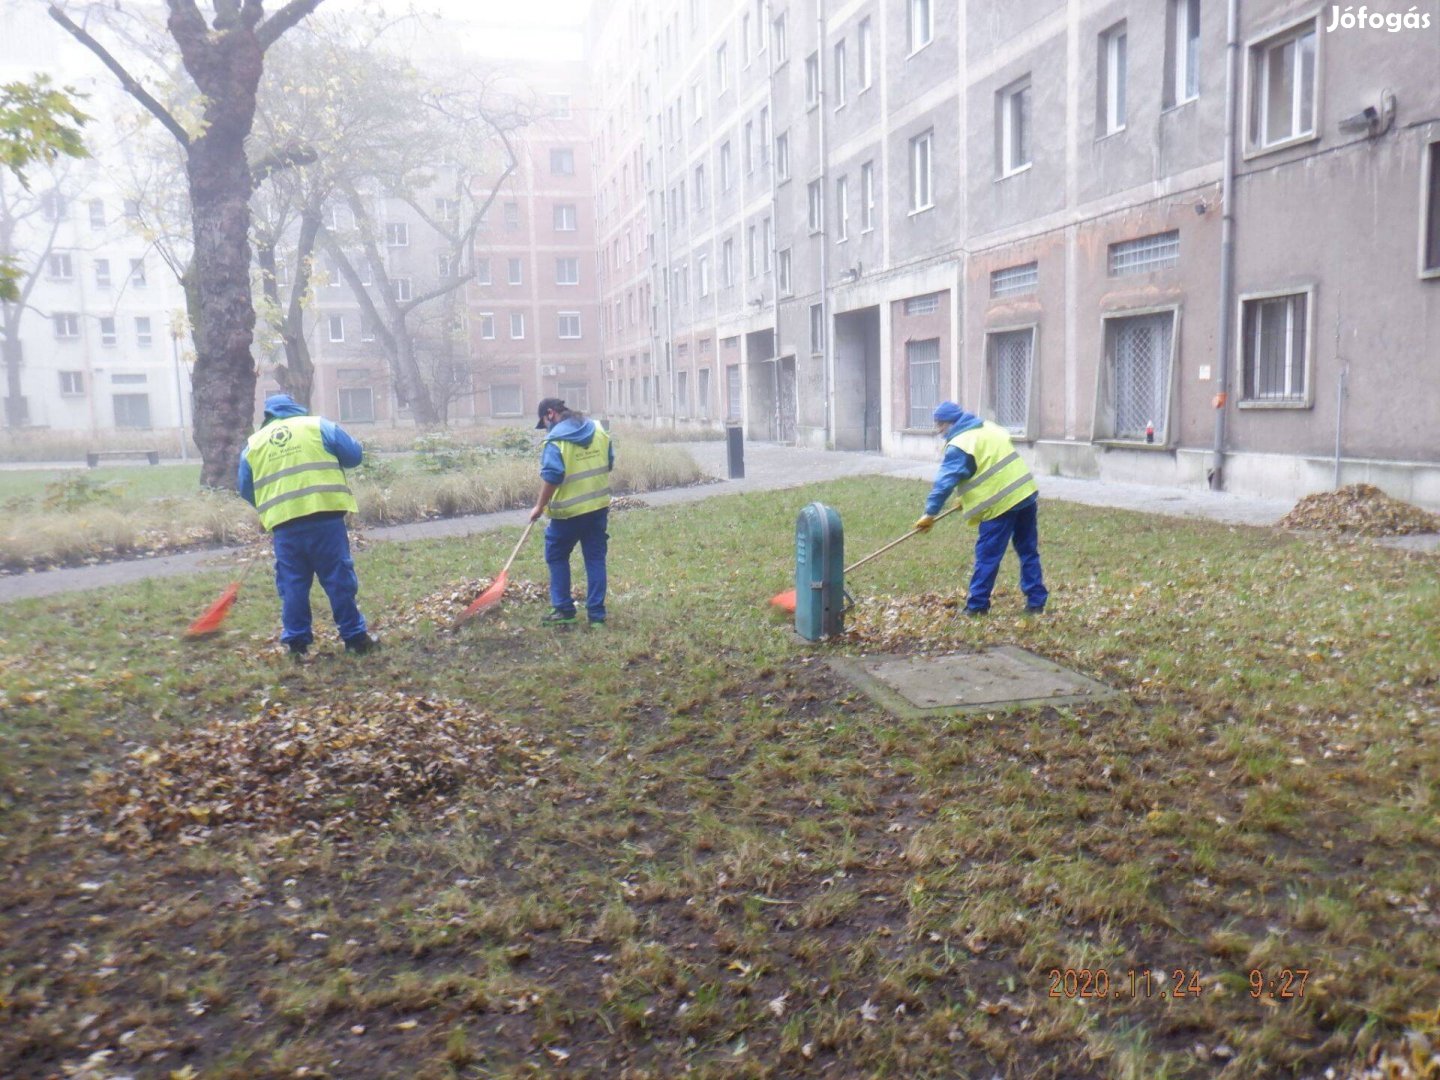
[[454, 520, 536, 625], [185, 550, 264, 638], [768, 503, 963, 613]]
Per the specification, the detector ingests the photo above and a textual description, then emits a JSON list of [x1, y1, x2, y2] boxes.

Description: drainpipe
[[816, 0, 832, 447], [1210, 0, 1240, 490], [767, 0, 781, 443], [657, 109, 675, 429], [1332, 308, 1347, 490]]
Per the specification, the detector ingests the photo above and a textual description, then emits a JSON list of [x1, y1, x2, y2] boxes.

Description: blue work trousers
[[967, 497, 1048, 613], [272, 513, 367, 647], [544, 507, 609, 622]]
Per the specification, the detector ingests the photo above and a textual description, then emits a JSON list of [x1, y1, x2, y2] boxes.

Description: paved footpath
[[2, 441, 1431, 604]]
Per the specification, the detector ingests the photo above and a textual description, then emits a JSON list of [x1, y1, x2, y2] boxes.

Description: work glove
[[913, 514, 935, 533]]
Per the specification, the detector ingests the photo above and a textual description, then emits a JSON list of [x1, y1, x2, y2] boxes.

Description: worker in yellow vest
[[528, 397, 614, 627], [238, 394, 379, 656], [913, 401, 1048, 616]]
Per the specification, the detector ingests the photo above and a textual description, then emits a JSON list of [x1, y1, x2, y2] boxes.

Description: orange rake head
[[769, 587, 797, 613], [185, 582, 241, 638], [454, 571, 508, 624]]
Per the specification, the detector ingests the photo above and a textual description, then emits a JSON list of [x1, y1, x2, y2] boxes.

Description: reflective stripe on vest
[[949, 421, 1037, 524], [245, 415, 358, 531], [548, 427, 612, 519]]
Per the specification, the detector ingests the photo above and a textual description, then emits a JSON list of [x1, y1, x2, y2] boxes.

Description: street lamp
[[169, 311, 191, 462]]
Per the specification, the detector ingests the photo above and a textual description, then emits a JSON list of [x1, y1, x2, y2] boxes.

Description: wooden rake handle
[[499, 519, 536, 576], [843, 503, 964, 574]]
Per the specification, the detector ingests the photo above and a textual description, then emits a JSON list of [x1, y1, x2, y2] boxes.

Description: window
[[479, 312, 496, 339], [1425, 141, 1440, 276], [858, 18, 873, 89], [360, 316, 376, 342], [476, 257, 492, 284], [129, 258, 147, 287], [773, 12, 787, 62], [909, 130, 934, 212], [54, 313, 80, 338], [1168, 0, 1201, 106], [434, 197, 459, 221], [554, 203, 577, 231], [556, 257, 580, 285], [492, 385, 522, 416], [47, 253, 73, 279], [357, 258, 372, 286], [113, 393, 151, 429], [386, 222, 409, 246], [836, 176, 849, 241], [697, 367, 711, 418], [508, 258, 523, 285], [558, 311, 582, 339], [760, 106, 771, 163], [547, 93, 571, 119], [1101, 311, 1176, 441], [676, 370, 690, 418], [99, 317, 117, 346], [727, 363, 743, 420], [550, 148, 575, 175], [95, 258, 111, 287], [324, 256, 343, 289], [805, 53, 820, 108], [112, 373, 147, 385], [504, 202, 520, 228], [123, 199, 140, 220], [809, 303, 825, 354], [1109, 231, 1180, 275], [394, 277, 412, 301], [697, 253, 710, 296], [720, 140, 733, 190], [807, 180, 823, 233], [559, 382, 590, 412], [338, 387, 374, 423], [716, 42, 728, 92], [1241, 291, 1310, 404], [747, 226, 759, 278], [510, 312, 525, 339], [778, 248, 792, 295], [991, 261, 1039, 297], [330, 204, 352, 230], [328, 315, 345, 342], [135, 316, 152, 346], [908, 0, 932, 52], [59, 370, 84, 395], [833, 41, 847, 108], [775, 133, 790, 181], [695, 164, 707, 209], [904, 293, 940, 316], [907, 338, 941, 428], [762, 216, 772, 272], [998, 77, 1032, 176], [743, 121, 754, 174], [1249, 20, 1317, 150], [741, 13, 752, 64], [88, 199, 105, 229], [41, 190, 66, 221], [722, 238, 736, 286], [691, 80, 704, 121], [1099, 23, 1127, 135], [850, 164, 871, 236], [437, 252, 453, 278], [987, 328, 1035, 433]]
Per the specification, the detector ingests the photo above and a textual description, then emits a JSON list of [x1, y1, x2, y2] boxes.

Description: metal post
[[170, 317, 189, 462], [726, 421, 745, 479]]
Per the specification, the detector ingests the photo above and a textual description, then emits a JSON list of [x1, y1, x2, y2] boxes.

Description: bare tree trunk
[[2, 313, 24, 428]]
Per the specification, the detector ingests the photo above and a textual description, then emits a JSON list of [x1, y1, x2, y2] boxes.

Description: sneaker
[[344, 633, 380, 655], [1024, 606, 1046, 616], [541, 609, 578, 627], [286, 641, 309, 657], [964, 607, 989, 618], [587, 617, 606, 628]]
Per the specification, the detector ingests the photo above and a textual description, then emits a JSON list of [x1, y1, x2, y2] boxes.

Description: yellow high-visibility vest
[[548, 426, 612, 519], [947, 421, 1037, 524], [245, 416, 357, 531]]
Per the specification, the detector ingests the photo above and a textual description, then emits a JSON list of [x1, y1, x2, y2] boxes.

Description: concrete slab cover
[[829, 646, 1122, 717]]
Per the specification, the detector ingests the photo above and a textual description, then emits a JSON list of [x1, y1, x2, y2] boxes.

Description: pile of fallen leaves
[[385, 577, 549, 632], [610, 495, 650, 511], [842, 591, 965, 650], [1279, 484, 1440, 537], [85, 692, 550, 848]]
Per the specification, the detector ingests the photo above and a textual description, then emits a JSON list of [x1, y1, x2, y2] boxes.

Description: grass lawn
[[2, 476, 1438, 1079], [0, 463, 205, 505]]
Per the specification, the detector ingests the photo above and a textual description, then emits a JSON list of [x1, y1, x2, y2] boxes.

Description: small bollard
[[726, 422, 745, 479]]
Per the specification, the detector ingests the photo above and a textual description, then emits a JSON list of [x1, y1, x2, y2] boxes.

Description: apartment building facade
[[590, 0, 1440, 506]]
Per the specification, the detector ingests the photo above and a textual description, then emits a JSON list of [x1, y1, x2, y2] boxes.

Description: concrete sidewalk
[[1, 441, 1430, 604]]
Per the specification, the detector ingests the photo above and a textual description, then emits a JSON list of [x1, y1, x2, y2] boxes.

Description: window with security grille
[[904, 293, 940, 316], [491, 385, 522, 416], [1109, 231, 1179, 275], [1103, 311, 1175, 440], [698, 368, 711, 417], [727, 364, 742, 420], [987, 329, 1034, 433], [991, 262, 1038, 297], [677, 370, 690, 417], [338, 387, 374, 422], [1241, 292, 1308, 403], [907, 338, 941, 428]]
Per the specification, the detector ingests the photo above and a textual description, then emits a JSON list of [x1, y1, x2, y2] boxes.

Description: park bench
[[86, 449, 161, 467]]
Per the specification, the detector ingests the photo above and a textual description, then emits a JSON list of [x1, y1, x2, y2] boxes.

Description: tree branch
[[249, 143, 318, 190], [47, 4, 191, 148], [256, 0, 328, 52]]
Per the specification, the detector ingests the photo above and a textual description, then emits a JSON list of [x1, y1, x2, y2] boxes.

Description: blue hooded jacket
[[540, 415, 614, 486], [237, 394, 364, 506], [922, 407, 1035, 518]]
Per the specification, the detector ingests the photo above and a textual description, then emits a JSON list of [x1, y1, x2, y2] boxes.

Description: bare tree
[[49, 0, 327, 488]]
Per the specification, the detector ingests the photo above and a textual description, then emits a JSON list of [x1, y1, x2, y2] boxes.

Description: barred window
[[1102, 311, 1175, 441], [907, 338, 941, 428], [987, 329, 1034, 433], [990, 262, 1038, 298], [904, 293, 940, 316], [1241, 292, 1308, 403], [1109, 231, 1179, 275]]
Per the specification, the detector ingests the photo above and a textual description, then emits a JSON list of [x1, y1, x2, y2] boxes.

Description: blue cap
[[932, 401, 964, 425]]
